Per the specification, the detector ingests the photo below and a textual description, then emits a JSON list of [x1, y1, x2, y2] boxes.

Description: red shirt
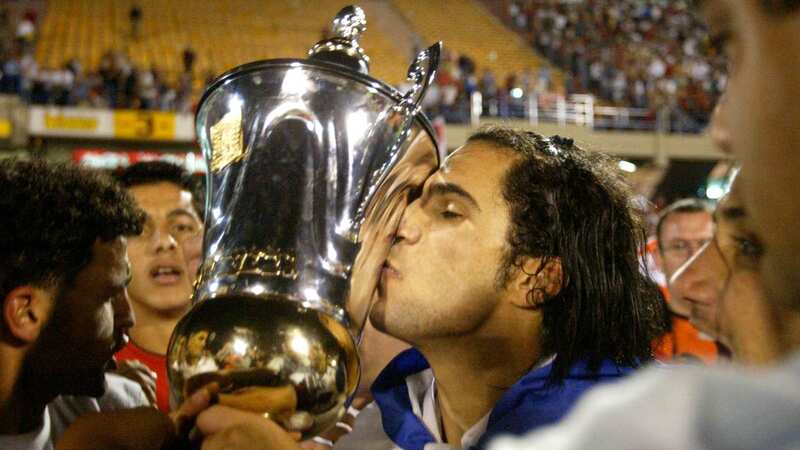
[[115, 341, 170, 412]]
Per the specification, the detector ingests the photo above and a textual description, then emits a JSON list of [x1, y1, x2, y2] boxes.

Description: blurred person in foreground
[[176, 126, 668, 449], [114, 161, 204, 412], [669, 173, 788, 366], [0, 159, 150, 449], [652, 198, 720, 363]]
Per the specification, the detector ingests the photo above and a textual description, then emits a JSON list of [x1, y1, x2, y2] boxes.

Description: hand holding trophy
[[166, 4, 442, 442]]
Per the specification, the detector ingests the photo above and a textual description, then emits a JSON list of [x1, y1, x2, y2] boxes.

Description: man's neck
[[417, 313, 542, 447], [0, 349, 53, 435], [129, 307, 187, 355]]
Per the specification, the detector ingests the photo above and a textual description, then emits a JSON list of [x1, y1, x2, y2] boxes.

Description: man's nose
[[152, 225, 179, 253], [670, 240, 724, 307], [113, 289, 136, 330], [393, 201, 422, 245]]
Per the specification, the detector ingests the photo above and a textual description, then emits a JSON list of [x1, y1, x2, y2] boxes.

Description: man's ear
[[509, 257, 563, 309], [3, 285, 53, 343]]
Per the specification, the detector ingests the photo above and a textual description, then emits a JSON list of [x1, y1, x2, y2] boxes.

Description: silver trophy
[[167, 5, 442, 438]]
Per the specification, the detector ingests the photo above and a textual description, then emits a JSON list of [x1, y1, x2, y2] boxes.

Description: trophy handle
[[396, 42, 443, 117]]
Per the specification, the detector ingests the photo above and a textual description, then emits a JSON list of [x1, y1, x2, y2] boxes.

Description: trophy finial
[[308, 5, 370, 74], [331, 5, 366, 40]]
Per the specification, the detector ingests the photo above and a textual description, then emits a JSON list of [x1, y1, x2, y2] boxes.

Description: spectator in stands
[[182, 46, 196, 74], [0, 8, 11, 60], [0, 159, 148, 448], [129, 5, 142, 41], [115, 162, 203, 412], [15, 10, 35, 53], [505, 0, 726, 131], [0, 45, 22, 95], [652, 198, 719, 363]]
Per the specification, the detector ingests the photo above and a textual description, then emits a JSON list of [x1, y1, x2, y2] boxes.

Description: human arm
[[55, 383, 218, 450]]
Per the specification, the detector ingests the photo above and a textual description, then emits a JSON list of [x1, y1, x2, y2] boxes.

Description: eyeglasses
[[662, 238, 711, 260]]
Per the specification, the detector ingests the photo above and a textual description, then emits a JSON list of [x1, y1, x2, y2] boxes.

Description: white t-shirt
[[0, 410, 54, 450], [489, 353, 800, 450], [0, 374, 149, 450]]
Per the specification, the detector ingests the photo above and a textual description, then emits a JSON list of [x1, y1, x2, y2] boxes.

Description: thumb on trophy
[[196, 405, 303, 450]]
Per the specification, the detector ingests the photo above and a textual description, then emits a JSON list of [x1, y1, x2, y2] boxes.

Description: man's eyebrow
[[167, 208, 200, 220], [428, 182, 481, 211], [714, 205, 747, 222]]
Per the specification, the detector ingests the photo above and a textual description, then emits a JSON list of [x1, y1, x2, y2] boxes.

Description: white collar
[[404, 355, 556, 448], [405, 368, 490, 448]]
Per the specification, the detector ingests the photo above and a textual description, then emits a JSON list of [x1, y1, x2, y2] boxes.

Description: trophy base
[[167, 294, 359, 438]]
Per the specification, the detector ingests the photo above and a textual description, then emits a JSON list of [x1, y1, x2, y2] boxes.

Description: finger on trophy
[[217, 385, 299, 426], [168, 382, 221, 447]]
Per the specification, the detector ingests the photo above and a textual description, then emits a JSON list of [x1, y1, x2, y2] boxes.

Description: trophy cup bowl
[[167, 6, 442, 438]]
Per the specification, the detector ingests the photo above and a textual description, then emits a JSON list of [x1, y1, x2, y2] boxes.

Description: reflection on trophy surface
[[166, 5, 443, 438]]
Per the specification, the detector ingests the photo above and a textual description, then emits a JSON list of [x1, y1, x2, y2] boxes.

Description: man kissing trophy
[[167, 5, 443, 440]]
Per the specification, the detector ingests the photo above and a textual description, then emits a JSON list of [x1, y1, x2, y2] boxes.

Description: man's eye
[[709, 30, 738, 72], [440, 210, 462, 219], [734, 235, 764, 259], [709, 31, 729, 52], [170, 222, 198, 238]]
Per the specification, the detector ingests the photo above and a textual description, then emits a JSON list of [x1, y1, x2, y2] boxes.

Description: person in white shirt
[[0, 160, 145, 449], [2, 373, 149, 450]]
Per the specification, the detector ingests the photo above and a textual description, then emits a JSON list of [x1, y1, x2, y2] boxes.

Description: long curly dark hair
[[0, 159, 144, 300], [468, 127, 666, 384]]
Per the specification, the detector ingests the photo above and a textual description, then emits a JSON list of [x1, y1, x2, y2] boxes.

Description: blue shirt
[[372, 348, 636, 450]]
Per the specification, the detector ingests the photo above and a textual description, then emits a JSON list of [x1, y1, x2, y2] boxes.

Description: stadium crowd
[[500, 0, 727, 132], [0, 5, 565, 127], [0, 6, 207, 112], [0, 2, 723, 133]]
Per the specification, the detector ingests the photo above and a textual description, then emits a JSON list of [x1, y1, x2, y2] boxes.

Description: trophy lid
[[308, 5, 369, 74], [197, 4, 440, 147]]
